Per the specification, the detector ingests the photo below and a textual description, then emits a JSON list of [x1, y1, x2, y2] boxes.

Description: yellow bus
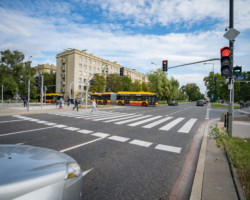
[[36, 93, 63, 103], [90, 92, 112, 105], [116, 92, 158, 106]]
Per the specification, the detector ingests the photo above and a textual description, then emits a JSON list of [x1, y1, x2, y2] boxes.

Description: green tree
[[106, 74, 122, 92], [131, 80, 142, 92], [89, 74, 106, 92], [43, 73, 56, 93], [121, 76, 132, 91], [181, 83, 202, 101]]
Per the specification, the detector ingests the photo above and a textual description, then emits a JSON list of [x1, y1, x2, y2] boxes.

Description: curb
[[189, 119, 217, 200]]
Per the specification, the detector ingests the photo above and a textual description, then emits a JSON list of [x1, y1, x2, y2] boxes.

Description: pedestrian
[[67, 98, 71, 107], [73, 97, 79, 111], [90, 99, 97, 115], [59, 97, 63, 109], [23, 98, 27, 107]]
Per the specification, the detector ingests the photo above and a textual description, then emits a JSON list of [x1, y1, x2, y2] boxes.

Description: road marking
[[129, 139, 152, 147], [54, 124, 67, 128], [178, 118, 197, 133], [0, 127, 54, 137], [0, 119, 24, 123], [60, 137, 105, 152], [205, 108, 210, 119], [64, 127, 80, 131], [128, 116, 162, 127], [155, 144, 182, 153], [77, 129, 94, 134], [115, 115, 152, 125], [108, 136, 130, 142], [44, 122, 58, 126], [36, 121, 49, 124], [159, 117, 185, 131], [143, 117, 173, 128], [103, 114, 143, 123], [93, 113, 134, 121], [91, 132, 110, 138], [82, 168, 93, 177]]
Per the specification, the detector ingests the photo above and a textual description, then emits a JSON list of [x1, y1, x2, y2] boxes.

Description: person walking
[[90, 99, 97, 115], [67, 98, 71, 107], [23, 98, 27, 107], [73, 97, 79, 111], [59, 97, 63, 109]]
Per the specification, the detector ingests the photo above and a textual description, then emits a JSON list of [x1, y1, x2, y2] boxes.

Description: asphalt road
[[0, 102, 221, 199]]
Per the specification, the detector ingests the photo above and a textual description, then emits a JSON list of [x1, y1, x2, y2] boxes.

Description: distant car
[[196, 100, 204, 106], [168, 101, 178, 106], [0, 144, 82, 200]]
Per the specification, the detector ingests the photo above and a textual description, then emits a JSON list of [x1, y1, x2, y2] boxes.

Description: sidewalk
[[190, 114, 249, 199]]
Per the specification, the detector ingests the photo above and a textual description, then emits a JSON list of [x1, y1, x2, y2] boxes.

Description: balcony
[[62, 58, 66, 63]]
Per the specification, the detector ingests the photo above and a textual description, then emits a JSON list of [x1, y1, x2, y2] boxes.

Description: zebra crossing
[[49, 110, 198, 134]]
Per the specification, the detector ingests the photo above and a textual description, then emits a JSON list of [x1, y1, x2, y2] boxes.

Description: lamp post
[[204, 63, 214, 105], [151, 62, 158, 71], [27, 56, 32, 111]]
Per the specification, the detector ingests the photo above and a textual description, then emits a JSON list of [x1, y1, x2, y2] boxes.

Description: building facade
[[33, 64, 56, 76], [56, 48, 148, 99]]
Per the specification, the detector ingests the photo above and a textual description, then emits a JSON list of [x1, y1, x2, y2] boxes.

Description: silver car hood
[[0, 144, 76, 200]]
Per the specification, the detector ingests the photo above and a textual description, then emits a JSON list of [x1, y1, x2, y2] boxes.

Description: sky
[[1, 0, 250, 94]]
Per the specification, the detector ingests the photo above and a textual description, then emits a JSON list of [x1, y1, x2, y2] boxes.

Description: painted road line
[[0, 127, 54, 137], [142, 117, 173, 128], [82, 168, 93, 177], [64, 127, 80, 131], [44, 122, 58, 126], [155, 144, 182, 153], [60, 137, 105, 152], [108, 136, 130, 142], [91, 132, 110, 138], [0, 119, 25, 124], [93, 113, 134, 121], [129, 139, 152, 147], [54, 124, 67, 128], [178, 118, 198, 133], [77, 129, 94, 134], [103, 114, 142, 123], [128, 116, 162, 127], [36, 121, 49, 124], [205, 108, 210, 119], [159, 117, 185, 131], [115, 115, 152, 125]]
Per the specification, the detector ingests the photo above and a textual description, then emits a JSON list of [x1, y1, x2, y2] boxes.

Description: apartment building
[[56, 48, 148, 99], [33, 64, 56, 76]]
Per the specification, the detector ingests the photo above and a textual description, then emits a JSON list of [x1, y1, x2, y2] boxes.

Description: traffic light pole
[[27, 79, 30, 112], [228, 0, 234, 137]]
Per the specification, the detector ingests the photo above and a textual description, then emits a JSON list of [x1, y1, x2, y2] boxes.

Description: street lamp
[[151, 62, 157, 71], [203, 63, 214, 105]]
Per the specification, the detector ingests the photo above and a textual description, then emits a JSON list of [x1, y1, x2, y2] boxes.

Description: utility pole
[[41, 75, 44, 111], [1, 85, 4, 107], [228, 0, 234, 137], [27, 79, 30, 111]]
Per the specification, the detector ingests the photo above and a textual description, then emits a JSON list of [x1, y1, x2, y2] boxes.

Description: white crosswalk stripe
[[49, 111, 197, 134], [142, 116, 173, 128], [114, 115, 152, 125], [178, 118, 198, 133], [159, 117, 185, 131]]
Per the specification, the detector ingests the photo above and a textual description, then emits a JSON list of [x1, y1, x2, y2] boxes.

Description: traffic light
[[90, 79, 94, 85], [162, 60, 168, 71], [36, 76, 41, 87], [120, 67, 124, 76], [233, 66, 242, 76], [220, 47, 232, 77], [213, 76, 217, 84]]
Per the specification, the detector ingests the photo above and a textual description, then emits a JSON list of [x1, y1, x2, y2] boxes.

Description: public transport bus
[[36, 93, 63, 103], [90, 92, 112, 105], [116, 92, 158, 106]]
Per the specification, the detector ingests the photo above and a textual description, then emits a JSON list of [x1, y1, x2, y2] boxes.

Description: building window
[[79, 85, 82, 90], [85, 58, 87, 62], [84, 65, 87, 70], [79, 64, 82, 68], [79, 78, 82, 83], [89, 66, 91, 71], [80, 56, 82, 61], [84, 72, 87, 76], [79, 71, 82, 75], [84, 79, 86, 83]]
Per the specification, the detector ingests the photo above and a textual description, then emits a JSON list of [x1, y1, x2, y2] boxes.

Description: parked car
[[196, 100, 204, 106], [0, 144, 82, 200], [168, 101, 178, 106]]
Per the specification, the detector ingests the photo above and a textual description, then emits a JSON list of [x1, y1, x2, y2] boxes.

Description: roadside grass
[[211, 103, 240, 109], [210, 125, 250, 199]]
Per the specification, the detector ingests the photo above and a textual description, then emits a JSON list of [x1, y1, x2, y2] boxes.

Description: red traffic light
[[220, 47, 230, 57]]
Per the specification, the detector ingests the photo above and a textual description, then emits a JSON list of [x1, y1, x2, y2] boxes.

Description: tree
[[131, 80, 142, 92], [121, 76, 132, 91], [43, 73, 56, 93], [0, 49, 36, 100], [181, 83, 203, 101], [106, 74, 122, 92], [89, 74, 106, 92]]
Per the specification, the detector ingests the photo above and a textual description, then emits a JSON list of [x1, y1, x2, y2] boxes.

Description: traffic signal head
[[90, 79, 94, 85], [162, 60, 168, 72], [120, 67, 124, 76], [35, 76, 41, 87], [220, 47, 232, 77], [233, 66, 242, 76]]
